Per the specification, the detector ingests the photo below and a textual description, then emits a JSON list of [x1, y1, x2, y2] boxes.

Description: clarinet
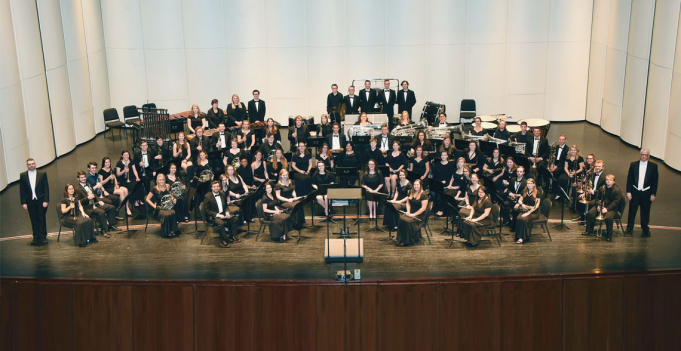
[[125, 160, 130, 183], [70, 196, 77, 220], [141, 154, 146, 177], [97, 175, 104, 198]]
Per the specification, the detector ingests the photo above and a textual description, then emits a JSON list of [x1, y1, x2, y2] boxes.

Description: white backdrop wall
[[101, 0, 594, 124]]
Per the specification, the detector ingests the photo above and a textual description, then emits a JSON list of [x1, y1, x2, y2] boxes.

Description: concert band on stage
[[20, 84, 661, 249]]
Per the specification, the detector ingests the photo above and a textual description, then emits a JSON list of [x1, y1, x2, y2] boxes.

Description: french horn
[[199, 169, 214, 183], [160, 194, 174, 210], [170, 181, 184, 197]]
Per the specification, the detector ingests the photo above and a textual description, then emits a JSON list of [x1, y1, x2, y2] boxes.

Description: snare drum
[[505, 124, 521, 133], [481, 122, 498, 131], [519, 118, 550, 136]]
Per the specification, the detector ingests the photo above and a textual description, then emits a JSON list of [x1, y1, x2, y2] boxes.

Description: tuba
[[171, 181, 184, 197], [199, 169, 214, 183], [160, 194, 174, 210]]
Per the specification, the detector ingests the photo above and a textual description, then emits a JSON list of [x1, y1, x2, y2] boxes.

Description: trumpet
[[124, 160, 130, 183]]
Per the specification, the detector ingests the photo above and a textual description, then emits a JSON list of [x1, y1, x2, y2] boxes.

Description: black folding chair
[[103, 108, 126, 141], [255, 199, 274, 242], [529, 198, 552, 241]]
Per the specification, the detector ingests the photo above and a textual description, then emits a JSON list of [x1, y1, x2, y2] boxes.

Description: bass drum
[[288, 115, 297, 127], [303, 116, 315, 126]]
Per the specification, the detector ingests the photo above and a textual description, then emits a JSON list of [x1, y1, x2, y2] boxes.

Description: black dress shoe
[[30, 241, 38, 246], [109, 225, 120, 231], [642, 232, 651, 237], [115, 216, 124, 221], [220, 240, 231, 248], [582, 230, 596, 236], [605, 237, 612, 242], [571, 216, 584, 221], [624, 227, 633, 234]]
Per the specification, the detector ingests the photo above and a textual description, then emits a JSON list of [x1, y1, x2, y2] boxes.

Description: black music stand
[[208, 150, 224, 174], [290, 198, 309, 243], [544, 167, 571, 230], [429, 181, 452, 234], [454, 139, 469, 150], [428, 138, 442, 152], [482, 174, 510, 236], [116, 189, 138, 238], [307, 137, 325, 156], [315, 183, 341, 226], [327, 187, 361, 238], [395, 136, 413, 152], [479, 140, 496, 156], [232, 188, 259, 237], [439, 192, 463, 247], [378, 195, 400, 243], [499, 144, 515, 158], [190, 181, 212, 233], [406, 170, 421, 185], [351, 135, 371, 147], [364, 191, 387, 232]]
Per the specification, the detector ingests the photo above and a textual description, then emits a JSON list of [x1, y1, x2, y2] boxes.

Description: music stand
[[479, 141, 496, 156], [440, 192, 463, 247], [307, 137, 325, 156], [208, 150, 224, 174], [406, 170, 421, 185], [454, 138, 469, 151], [191, 181, 212, 233], [351, 135, 371, 147], [377, 194, 400, 243], [428, 138, 443, 151], [499, 144, 515, 158], [290, 198, 310, 243], [233, 188, 260, 237], [364, 191, 387, 232], [543, 167, 572, 230], [315, 183, 341, 226], [117, 190, 137, 238], [482, 174, 510, 236]]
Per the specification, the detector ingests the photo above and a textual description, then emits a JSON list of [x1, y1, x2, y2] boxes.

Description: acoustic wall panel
[[428, 0, 467, 45], [466, 43, 507, 115], [0, 128, 7, 190], [139, 0, 184, 50], [346, 0, 384, 47], [305, 1, 346, 47], [600, 47, 627, 134], [223, 0, 266, 48], [549, 0, 594, 42], [585, 0, 611, 124], [100, 0, 144, 49], [467, 0, 509, 44], [307, 47, 347, 117], [507, 94, 546, 120], [144, 49, 188, 105], [263, 0, 304, 48], [346, 46, 385, 82], [82, 0, 110, 133], [181, 0, 224, 49], [508, 0, 551, 43], [620, 57, 650, 146], [386, 0, 427, 46], [665, 68, 681, 170], [386, 45, 427, 116], [507, 42, 548, 94], [426, 44, 466, 119], [185, 48, 228, 110], [545, 41, 591, 121], [224, 48, 268, 103]]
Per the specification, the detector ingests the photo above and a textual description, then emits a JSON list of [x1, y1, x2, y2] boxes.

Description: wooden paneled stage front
[[1, 270, 680, 351]]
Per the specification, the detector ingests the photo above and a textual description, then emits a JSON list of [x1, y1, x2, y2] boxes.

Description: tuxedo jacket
[[203, 191, 229, 219], [134, 150, 153, 174], [151, 144, 170, 169], [358, 89, 377, 113], [247, 99, 266, 122], [376, 134, 393, 151], [210, 131, 233, 152], [592, 171, 607, 192], [189, 136, 209, 160], [552, 144, 569, 169], [288, 125, 309, 144], [528, 137, 550, 160], [343, 95, 360, 115], [326, 134, 347, 150], [19, 170, 49, 204], [508, 178, 527, 195], [378, 89, 396, 115], [396, 89, 416, 111], [626, 161, 659, 196], [73, 183, 100, 208]]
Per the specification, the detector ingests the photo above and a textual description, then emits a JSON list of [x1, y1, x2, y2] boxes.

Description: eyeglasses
[[641, 153, 650, 156]]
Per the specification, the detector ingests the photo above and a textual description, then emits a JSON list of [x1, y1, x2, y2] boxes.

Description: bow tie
[[334, 135, 339, 138], [385, 90, 389, 92], [214, 193, 220, 197], [220, 133, 224, 136], [535, 138, 540, 141]]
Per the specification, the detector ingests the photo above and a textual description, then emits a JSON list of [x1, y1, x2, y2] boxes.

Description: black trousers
[[27, 198, 48, 241], [627, 190, 652, 232], [213, 216, 239, 242], [587, 208, 616, 239], [84, 203, 116, 230]]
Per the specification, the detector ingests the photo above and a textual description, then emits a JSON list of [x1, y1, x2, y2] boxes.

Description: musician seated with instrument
[[365, 138, 384, 167], [464, 140, 483, 174], [312, 161, 335, 218], [173, 132, 193, 175], [460, 186, 493, 247], [385, 140, 408, 197], [100, 157, 132, 216], [203, 180, 238, 248], [512, 178, 542, 244], [86, 161, 119, 209], [224, 165, 251, 222], [262, 182, 293, 242], [326, 123, 346, 152], [398, 110, 412, 126], [237, 156, 255, 189], [316, 114, 332, 138], [483, 148, 505, 186], [211, 123, 232, 156], [152, 135, 169, 173], [276, 170, 305, 230], [259, 132, 282, 160], [226, 94, 247, 127], [338, 142, 361, 186], [470, 117, 486, 136], [395, 179, 428, 247], [556, 145, 584, 200], [409, 145, 430, 188], [165, 163, 190, 222], [187, 103, 209, 133], [429, 112, 449, 131], [384, 169, 412, 230], [492, 120, 510, 140], [237, 119, 256, 152], [354, 112, 372, 126], [410, 131, 434, 156], [456, 172, 482, 235], [583, 174, 623, 241], [288, 116, 309, 150], [263, 118, 281, 144], [61, 184, 96, 247], [192, 150, 213, 185], [223, 139, 243, 169], [251, 150, 269, 189], [362, 159, 385, 221], [75, 171, 118, 236], [189, 127, 207, 164], [315, 143, 334, 171], [496, 157, 516, 197], [439, 135, 459, 159], [146, 173, 180, 238], [268, 148, 288, 182]]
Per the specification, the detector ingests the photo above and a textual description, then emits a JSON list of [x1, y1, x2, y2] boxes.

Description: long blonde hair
[[230, 94, 240, 109], [523, 178, 539, 198], [409, 179, 424, 199], [190, 104, 201, 117]]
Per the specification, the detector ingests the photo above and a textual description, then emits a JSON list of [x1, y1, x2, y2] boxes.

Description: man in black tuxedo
[[211, 123, 232, 153], [527, 127, 550, 188], [376, 124, 393, 155], [86, 161, 120, 209], [625, 149, 658, 236], [189, 127, 208, 163], [343, 86, 360, 115], [20, 158, 50, 245], [573, 160, 606, 222], [378, 79, 397, 129], [550, 135, 568, 175], [513, 121, 532, 155], [584, 174, 623, 241], [501, 166, 528, 228], [134, 141, 153, 191], [203, 181, 239, 248], [247, 90, 266, 123], [358, 80, 377, 113], [151, 135, 170, 172], [75, 171, 119, 235], [326, 123, 346, 151], [396, 80, 416, 120], [326, 84, 344, 124]]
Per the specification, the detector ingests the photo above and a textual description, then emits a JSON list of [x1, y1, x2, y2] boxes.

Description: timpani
[[481, 122, 498, 131], [505, 124, 521, 134], [518, 118, 551, 137]]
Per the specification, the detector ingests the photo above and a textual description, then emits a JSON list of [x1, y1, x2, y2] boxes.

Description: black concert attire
[[364, 147, 384, 167], [261, 193, 293, 241], [20, 169, 49, 243], [203, 191, 239, 242], [326, 92, 344, 123], [326, 133, 346, 152], [514, 131, 533, 154], [134, 150, 153, 193], [237, 164, 254, 187], [556, 156, 583, 197], [363, 171, 384, 193], [189, 135, 208, 163], [338, 151, 361, 186], [551, 144, 569, 177], [397, 89, 416, 120], [237, 129, 256, 150], [206, 107, 224, 128], [315, 153, 333, 170], [431, 161, 456, 214], [317, 123, 332, 139], [470, 128, 487, 136], [193, 160, 212, 183], [513, 190, 541, 242], [396, 192, 428, 246], [484, 157, 505, 184], [251, 161, 268, 188], [409, 158, 429, 188], [359, 88, 377, 113], [378, 89, 397, 128], [383, 181, 412, 228], [495, 166, 515, 197], [288, 124, 309, 149], [187, 114, 206, 132], [343, 94, 360, 115], [151, 143, 170, 172], [259, 141, 282, 161], [86, 172, 119, 209], [267, 161, 285, 182], [492, 128, 510, 141], [98, 168, 117, 194], [224, 148, 243, 168], [60, 195, 96, 246], [211, 130, 232, 153], [227, 176, 251, 222], [386, 151, 408, 176], [226, 102, 247, 124], [263, 126, 282, 144], [376, 134, 393, 155], [412, 140, 434, 154], [276, 182, 305, 230], [586, 184, 624, 240], [115, 159, 137, 193], [247, 99, 266, 123], [461, 196, 493, 246], [164, 173, 190, 221], [292, 153, 313, 196], [75, 182, 117, 232], [529, 136, 550, 185], [464, 150, 483, 173], [457, 184, 481, 233], [149, 186, 180, 237], [626, 160, 658, 234]]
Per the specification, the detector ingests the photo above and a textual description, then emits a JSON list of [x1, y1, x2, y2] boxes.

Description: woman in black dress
[[276, 170, 305, 229], [222, 139, 242, 169], [452, 157, 469, 190], [316, 143, 334, 170], [263, 118, 281, 144], [431, 151, 455, 216], [251, 150, 269, 188], [362, 159, 385, 220], [206, 99, 224, 128], [237, 119, 256, 152], [262, 182, 292, 242], [193, 150, 213, 185], [385, 140, 408, 196], [164, 163, 190, 222], [225, 165, 251, 221], [60, 184, 96, 247], [464, 140, 482, 174], [364, 138, 384, 168], [395, 179, 429, 246], [268, 148, 288, 182], [291, 141, 313, 196], [457, 172, 482, 234], [237, 157, 254, 188], [461, 186, 493, 247], [115, 150, 145, 206], [410, 131, 434, 156], [145, 173, 180, 238], [312, 161, 335, 217], [226, 94, 247, 125], [100, 157, 131, 216], [483, 148, 505, 185], [173, 132, 193, 175], [513, 178, 541, 244], [408, 145, 430, 189], [470, 116, 486, 136], [339, 142, 361, 186], [497, 157, 516, 196], [384, 170, 412, 230], [316, 114, 332, 137], [556, 145, 584, 200], [439, 135, 459, 159], [187, 103, 208, 134]]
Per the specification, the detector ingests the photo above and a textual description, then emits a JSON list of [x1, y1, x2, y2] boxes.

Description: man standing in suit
[[343, 86, 360, 115], [247, 90, 266, 123], [396, 80, 416, 120], [20, 158, 49, 245], [378, 79, 397, 129], [203, 180, 238, 248], [625, 149, 658, 237], [326, 84, 344, 124], [358, 80, 377, 114]]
